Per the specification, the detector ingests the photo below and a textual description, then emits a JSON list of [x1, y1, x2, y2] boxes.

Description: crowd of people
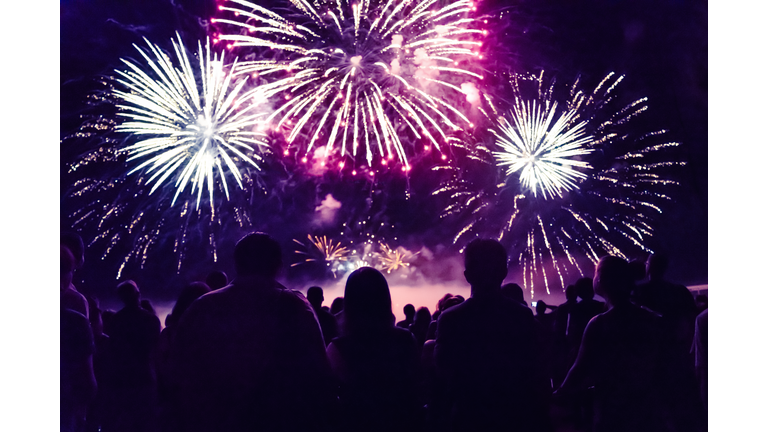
[[61, 231, 708, 432]]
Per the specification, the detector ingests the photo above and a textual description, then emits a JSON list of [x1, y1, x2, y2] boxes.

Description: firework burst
[[212, 0, 483, 173], [292, 234, 352, 277], [375, 242, 416, 273], [436, 72, 685, 295], [114, 33, 269, 211], [65, 34, 276, 278]]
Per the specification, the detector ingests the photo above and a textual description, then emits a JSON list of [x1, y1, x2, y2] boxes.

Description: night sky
[[59, 0, 708, 302]]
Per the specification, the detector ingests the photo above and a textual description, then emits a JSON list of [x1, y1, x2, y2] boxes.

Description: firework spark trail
[[435, 72, 685, 294], [213, 0, 483, 173], [114, 33, 269, 212]]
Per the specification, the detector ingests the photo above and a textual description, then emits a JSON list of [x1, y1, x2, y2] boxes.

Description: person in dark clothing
[[566, 277, 605, 353], [330, 297, 344, 315], [555, 256, 668, 432], [156, 282, 211, 431], [434, 239, 549, 432], [634, 253, 698, 355], [634, 253, 704, 432], [104, 280, 161, 432], [326, 267, 421, 432], [396, 304, 416, 329], [61, 245, 97, 432], [409, 306, 431, 347], [307, 286, 339, 345], [169, 233, 335, 432], [553, 285, 578, 388]]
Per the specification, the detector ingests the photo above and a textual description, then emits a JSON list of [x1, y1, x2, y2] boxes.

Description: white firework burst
[[492, 99, 593, 199], [113, 33, 269, 211]]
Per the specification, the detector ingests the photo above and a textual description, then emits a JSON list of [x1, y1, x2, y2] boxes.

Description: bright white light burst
[[492, 100, 592, 199], [214, 0, 483, 170], [113, 33, 268, 211]]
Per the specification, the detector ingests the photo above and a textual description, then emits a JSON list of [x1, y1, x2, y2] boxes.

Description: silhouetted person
[[534, 300, 557, 388], [633, 253, 703, 431], [205, 270, 228, 290], [84, 296, 110, 432], [105, 280, 161, 432], [409, 306, 431, 347], [156, 282, 211, 432], [307, 286, 339, 345], [425, 295, 465, 340], [553, 285, 578, 387], [326, 267, 421, 432], [61, 245, 97, 432], [693, 309, 708, 414], [61, 233, 89, 318], [330, 297, 344, 315], [501, 282, 527, 306], [634, 253, 698, 352], [434, 239, 549, 431], [556, 256, 668, 432], [397, 304, 416, 328], [567, 277, 605, 353], [169, 233, 335, 432]]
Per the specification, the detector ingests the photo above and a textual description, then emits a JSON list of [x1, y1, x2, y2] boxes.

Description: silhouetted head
[[330, 297, 344, 314], [442, 296, 464, 311], [628, 259, 647, 282], [61, 245, 76, 291], [646, 253, 669, 281], [117, 280, 141, 308], [535, 300, 547, 316], [168, 281, 211, 327], [234, 232, 282, 278], [501, 283, 525, 304], [307, 286, 324, 309], [594, 256, 634, 305], [435, 293, 453, 312], [343, 267, 394, 333], [403, 304, 416, 319], [464, 239, 508, 291], [205, 271, 228, 290], [61, 232, 85, 269], [565, 284, 577, 302], [575, 277, 595, 300], [414, 306, 431, 325]]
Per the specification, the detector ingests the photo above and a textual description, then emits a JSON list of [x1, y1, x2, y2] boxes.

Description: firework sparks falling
[[436, 72, 685, 295], [213, 0, 484, 171], [113, 33, 269, 212]]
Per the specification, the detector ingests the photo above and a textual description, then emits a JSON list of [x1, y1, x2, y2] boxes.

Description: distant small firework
[[113, 33, 269, 211], [293, 235, 352, 277], [437, 72, 685, 295], [212, 0, 483, 172], [376, 242, 415, 274]]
